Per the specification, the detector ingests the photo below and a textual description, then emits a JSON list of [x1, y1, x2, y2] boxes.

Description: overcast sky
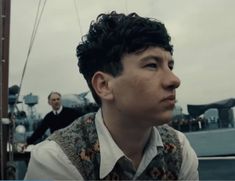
[[9, 0, 235, 116]]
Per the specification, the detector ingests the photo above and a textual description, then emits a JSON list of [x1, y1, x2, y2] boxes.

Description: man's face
[[110, 47, 181, 126], [48, 93, 61, 111]]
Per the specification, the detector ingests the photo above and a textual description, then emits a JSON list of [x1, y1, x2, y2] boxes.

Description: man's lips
[[161, 95, 176, 107], [162, 95, 176, 101]]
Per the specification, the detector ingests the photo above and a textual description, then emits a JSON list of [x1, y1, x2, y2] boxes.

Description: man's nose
[[163, 71, 181, 90]]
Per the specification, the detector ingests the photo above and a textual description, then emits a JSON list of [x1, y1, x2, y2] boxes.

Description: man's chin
[[154, 114, 173, 126]]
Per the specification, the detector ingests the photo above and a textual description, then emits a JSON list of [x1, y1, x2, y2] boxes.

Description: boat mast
[[0, 0, 11, 179]]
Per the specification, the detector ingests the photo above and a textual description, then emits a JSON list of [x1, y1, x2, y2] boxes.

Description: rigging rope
[[73, 0, 83, 37], [124, 0, 128, 14], [14, 0, 47, 109]]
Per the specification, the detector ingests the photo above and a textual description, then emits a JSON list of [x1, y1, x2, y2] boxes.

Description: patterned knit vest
[[48, 112, 182, 180]]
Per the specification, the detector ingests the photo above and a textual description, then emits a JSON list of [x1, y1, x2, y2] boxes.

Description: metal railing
[[198, 156, 235, 180]]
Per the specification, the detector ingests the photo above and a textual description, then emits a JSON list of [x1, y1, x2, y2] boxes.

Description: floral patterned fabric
[[48, 112, 182, 180]]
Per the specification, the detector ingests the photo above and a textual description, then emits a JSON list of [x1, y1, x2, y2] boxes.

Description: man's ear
[[92, 71, 114, 102]]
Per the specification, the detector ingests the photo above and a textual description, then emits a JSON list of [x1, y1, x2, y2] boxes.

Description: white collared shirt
[[53, 106, 63, 115], [25, 110, 199, 180]]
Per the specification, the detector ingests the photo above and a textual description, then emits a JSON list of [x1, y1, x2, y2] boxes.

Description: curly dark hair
[[76, 11, 173, 105]]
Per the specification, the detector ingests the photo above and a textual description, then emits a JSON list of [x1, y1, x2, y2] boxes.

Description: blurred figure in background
[[22, 91, 83, 149]]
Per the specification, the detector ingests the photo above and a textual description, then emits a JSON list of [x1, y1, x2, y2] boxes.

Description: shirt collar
[[95, 109, 164, 179], [53, 106, 63, 115], [134, 126, 164, 177], [95, 109, 125, 179], [149, 126, 164, 148]]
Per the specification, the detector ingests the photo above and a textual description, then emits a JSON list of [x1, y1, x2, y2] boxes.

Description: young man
[[25, 12, 198, 180]]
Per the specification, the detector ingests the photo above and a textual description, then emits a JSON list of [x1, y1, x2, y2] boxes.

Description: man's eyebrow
[[140, 55, 162, 63], [140, 55, 174, 64]]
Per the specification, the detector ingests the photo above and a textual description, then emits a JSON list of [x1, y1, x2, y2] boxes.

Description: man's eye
[[169, 65, 174, 71], [169, 61, 174, 71], [145, 63, 158, 68]]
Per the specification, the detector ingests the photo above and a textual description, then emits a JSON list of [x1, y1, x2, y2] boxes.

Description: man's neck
[[101, 105, 152, 169], [53, 106, 63, 114]]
